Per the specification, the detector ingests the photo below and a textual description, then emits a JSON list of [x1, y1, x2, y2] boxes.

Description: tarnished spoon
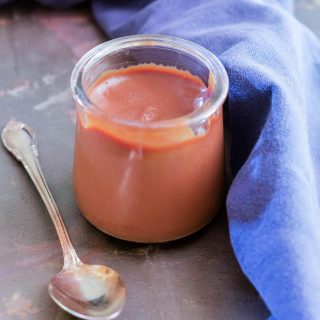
[[1, 120, 126, 320]]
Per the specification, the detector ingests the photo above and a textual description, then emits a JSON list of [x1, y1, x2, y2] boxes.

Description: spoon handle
[[1, 120, 80, 268]]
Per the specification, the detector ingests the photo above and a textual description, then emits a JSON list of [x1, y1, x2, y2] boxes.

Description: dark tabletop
[[0, 1, 318, 320]]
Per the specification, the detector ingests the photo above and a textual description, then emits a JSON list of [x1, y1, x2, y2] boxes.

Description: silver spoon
[[1, 120, 126, 320]]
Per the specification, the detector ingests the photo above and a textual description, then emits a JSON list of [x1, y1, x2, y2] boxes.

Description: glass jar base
[[79, 207, 222, 244]]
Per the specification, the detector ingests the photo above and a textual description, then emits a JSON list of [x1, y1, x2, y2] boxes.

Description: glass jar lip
[[70, 34, 229, 129]]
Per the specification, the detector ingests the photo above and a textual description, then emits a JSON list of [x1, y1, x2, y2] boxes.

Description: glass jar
[[71, 34, 229, 243]]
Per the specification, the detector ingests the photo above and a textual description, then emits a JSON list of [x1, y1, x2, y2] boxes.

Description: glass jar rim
[[70, 34, 229, 129]]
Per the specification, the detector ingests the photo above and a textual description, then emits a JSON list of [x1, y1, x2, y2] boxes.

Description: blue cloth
[[3, 0, 320, 319]]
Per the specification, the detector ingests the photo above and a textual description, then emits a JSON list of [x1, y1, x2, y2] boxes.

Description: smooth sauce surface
[[88, 64, 207, 123]]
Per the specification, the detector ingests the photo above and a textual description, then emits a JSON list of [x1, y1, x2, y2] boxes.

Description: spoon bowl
[[49, 263, 125, 320]]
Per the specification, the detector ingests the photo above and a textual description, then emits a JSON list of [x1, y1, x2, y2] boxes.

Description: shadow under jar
[[71, 35, 229, 243]]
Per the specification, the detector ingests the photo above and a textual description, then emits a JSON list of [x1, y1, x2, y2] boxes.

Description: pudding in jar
[[71, 35, 229, 243]]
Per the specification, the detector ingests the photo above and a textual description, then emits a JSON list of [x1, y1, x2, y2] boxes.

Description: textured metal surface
[[0, 1, 318, 319]]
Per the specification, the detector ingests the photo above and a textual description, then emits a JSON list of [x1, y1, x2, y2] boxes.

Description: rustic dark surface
[[0, 1, 318, 320]]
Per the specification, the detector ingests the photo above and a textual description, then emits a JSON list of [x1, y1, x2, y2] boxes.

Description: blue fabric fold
[[93, 1, 320, 319], [2, 0, 320, 319]]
